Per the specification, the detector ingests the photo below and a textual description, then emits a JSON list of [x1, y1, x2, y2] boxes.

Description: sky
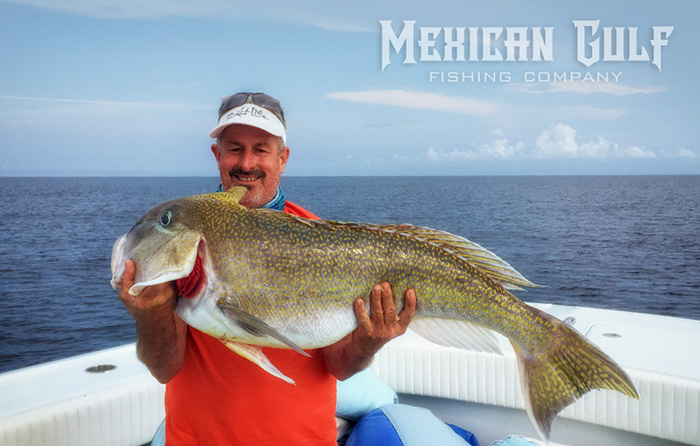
[[0, 0, 697, 176]]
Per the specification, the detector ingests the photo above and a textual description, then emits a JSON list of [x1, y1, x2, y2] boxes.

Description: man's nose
[[236, 150, 256, 171]]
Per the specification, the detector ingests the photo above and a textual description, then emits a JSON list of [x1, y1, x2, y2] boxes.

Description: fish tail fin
[[512, 322, 638, 442]]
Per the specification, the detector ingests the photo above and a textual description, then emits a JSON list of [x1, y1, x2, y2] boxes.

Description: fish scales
[[223, 202, 604, 363], [111, 187, 638, 441]]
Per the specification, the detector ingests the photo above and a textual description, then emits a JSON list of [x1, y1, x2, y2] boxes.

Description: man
[[118, 92, 416, 445]]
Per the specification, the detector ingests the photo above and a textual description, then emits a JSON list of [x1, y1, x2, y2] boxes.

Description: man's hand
[[322, 282, 416, 380], [119, 260, 178, 324], [118, 260, 187, 383], [352, 282, 416, 356]]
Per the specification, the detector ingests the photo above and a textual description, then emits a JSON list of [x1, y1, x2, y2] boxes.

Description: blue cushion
[[150, 420, 165, 446], [345, 404, 479, 446], [336, 369, 399, 420]]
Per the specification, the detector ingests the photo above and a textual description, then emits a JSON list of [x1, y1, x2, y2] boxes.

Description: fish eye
[[160, 210, 173, 227]]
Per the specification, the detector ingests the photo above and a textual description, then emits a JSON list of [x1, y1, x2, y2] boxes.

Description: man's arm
[[322, 282, 416, 381], [118, 260, 188, 383]]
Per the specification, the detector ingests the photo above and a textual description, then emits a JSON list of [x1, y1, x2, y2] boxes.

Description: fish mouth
[[110, 234, 128, 290], [176, 253, 205, 299], [175, 241, 207, 299]]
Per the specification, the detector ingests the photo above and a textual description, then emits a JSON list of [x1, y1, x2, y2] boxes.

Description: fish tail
[[512, 321, 639, 441]]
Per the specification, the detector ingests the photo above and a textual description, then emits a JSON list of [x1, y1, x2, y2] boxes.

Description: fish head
[[110, 199, 203, 296]]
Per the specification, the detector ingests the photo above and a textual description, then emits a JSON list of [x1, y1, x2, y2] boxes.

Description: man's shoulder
[[283, 201, 320, 220]]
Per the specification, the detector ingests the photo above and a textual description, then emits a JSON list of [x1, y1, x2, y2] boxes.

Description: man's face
[[211, 124, 289, 208]]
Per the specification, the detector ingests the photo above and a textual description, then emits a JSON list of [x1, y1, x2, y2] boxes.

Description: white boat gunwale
[[1, 303, 698, 446]]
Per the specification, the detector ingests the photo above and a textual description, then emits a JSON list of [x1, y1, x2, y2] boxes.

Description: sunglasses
[[218, 92, 286, 126]]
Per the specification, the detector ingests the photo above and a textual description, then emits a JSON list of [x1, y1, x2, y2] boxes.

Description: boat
[[1, 302, 698, 446]]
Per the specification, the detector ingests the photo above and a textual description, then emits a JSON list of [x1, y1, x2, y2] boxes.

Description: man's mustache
[[228, 168, 266, 178]]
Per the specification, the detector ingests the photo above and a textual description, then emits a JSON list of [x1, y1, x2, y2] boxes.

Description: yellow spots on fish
[[170, 192, 545, 345]]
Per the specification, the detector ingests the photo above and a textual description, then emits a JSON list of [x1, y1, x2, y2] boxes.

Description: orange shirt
[[164, 202, 337, 445]]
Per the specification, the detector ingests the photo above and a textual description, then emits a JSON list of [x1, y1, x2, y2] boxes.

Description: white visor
[[209, 103, 287, 144]]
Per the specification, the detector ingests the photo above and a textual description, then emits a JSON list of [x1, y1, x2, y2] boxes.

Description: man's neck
[[216, 184, 286, 211]]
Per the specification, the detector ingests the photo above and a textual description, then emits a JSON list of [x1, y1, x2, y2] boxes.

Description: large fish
[[110, 186, 638, 440]]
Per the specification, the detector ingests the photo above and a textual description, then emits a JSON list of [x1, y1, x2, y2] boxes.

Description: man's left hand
[[322, 282, 416, 380], [352, 282, 416, 355]]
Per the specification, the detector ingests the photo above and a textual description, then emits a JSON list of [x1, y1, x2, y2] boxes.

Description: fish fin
[[512, 318, 639, 442], [221, 340, 296, 385], [411, 318, 503, 354], [227, 186, 248, 203], [254, 208, 317, 227], [215, 186, 247, 205], [372, 224, 541, 290], [217, 299, 311, 358]]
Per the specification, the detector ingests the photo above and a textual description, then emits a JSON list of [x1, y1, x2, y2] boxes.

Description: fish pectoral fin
[[221, 340, 296, 385], [410, 318, 504, 354], [217, 299, 311, 358]]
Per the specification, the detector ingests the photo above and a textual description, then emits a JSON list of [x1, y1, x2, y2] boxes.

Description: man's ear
[[211, 143, 221, 161], [279, 146, 290, 174]]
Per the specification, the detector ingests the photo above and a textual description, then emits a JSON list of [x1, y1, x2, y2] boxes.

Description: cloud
[[2, 0, 207, 19], [2, 0, 375, 31], [477, 138, 526, 159], [277, 8, 374, 32], [426, 124, 658, 163], [427, 132, 525, 161], [550, 83, 667, 96], [675, 148, 699, 159], [514, 82, 668, 96], [0, 93, 191, 109], [554, 105, 626, 121], [327, 90, 499, 117], [0, 93, 209, 132], [533, 124, 656, 159], [0, 93, 211, 142]]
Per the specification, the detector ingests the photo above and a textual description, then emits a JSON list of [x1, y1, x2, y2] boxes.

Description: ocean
[[1, 175, 699, 374]]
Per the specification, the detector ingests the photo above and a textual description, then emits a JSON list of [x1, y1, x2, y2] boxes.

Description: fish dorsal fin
[[219, 186, 247, 205], [373, 224, 541, 290]]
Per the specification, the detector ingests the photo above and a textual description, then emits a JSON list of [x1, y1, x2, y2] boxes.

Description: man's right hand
[[118, 260, 187, 383], [119, 260, 179, 324]]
